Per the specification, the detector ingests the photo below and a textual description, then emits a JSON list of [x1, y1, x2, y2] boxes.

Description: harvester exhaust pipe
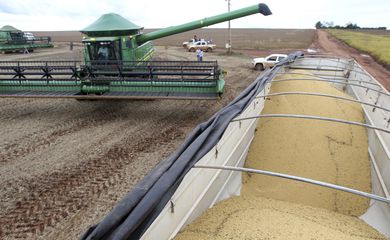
[[136, 3, 272, 44]]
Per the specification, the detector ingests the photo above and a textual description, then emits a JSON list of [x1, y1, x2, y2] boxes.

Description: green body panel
[[0, 43, 53, 51], [0, 31, 9, 43], [81, 80, 222, 94], [0, 25, 20, 32], [0, 80, 81, 92], [0, 79, 223, 95], [134, 41, 154, 61], [81, 13, 142, 37]]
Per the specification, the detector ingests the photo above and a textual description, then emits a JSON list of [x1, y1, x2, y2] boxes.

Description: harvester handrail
[[288, 63, 372, 78], [193, 165, 390, 205], [255, 92, 390, 113], [274, 72, 381, 88], [271, 78, 390, 97], [231, 114, 390, 135]]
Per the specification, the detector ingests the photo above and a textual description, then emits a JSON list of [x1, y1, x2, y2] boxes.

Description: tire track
[[0, 118, 96, 163], [0, 102, 130, 164], [0, 113, 185, 239]]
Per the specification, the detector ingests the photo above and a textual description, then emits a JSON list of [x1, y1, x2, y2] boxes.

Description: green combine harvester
[[0, 3, 271, 100], [0, 25, 53, 53]]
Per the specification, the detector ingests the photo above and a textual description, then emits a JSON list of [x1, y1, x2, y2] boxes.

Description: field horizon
[[32, 28, 315, 50]]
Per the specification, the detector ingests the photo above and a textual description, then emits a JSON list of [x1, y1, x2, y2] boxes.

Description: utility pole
[[226, 0, 232, 54]]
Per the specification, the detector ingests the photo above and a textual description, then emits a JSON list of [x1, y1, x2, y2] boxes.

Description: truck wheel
[[255, 63, 264, 71], [189, 48, 195, 52], [207, 48, 212, 52]]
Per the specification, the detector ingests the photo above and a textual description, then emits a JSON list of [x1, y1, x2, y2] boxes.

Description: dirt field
[[1, 29, 389, 240], [34, 28, 315, 50]]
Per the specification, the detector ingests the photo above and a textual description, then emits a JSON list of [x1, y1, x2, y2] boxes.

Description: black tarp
[[81, 51, 304, 240]]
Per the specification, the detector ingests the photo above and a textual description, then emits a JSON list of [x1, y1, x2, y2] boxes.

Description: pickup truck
[[23, 32, 35, 41], [186, 40, 216, 52], [252, 54, 287, 70], [183, 39, 200, 48]]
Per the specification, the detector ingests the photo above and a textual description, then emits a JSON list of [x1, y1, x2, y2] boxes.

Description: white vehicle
[[252, 54, 287, 70], [182, 38, 208, 48], [183, 39, 196, 48], [23, 32, 35, 41], [186, 40, 216, 52]]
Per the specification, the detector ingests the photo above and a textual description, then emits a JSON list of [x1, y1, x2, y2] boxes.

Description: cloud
[[0, 2, 17, 14]]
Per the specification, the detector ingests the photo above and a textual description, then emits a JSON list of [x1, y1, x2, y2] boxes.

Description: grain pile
[[175, 71, 387, 239]]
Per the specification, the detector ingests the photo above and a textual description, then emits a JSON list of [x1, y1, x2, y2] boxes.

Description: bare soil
[[34, 28, 315, 50], [0, 44, 260, 239]]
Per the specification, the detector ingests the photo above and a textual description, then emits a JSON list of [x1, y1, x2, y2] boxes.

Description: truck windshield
[[86, 41, 120, 61]]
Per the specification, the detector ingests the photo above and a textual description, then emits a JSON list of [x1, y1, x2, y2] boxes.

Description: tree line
[[315, 21, 387, 30]]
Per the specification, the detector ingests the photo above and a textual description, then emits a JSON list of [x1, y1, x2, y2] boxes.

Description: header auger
[[0, 3, 271, 100]]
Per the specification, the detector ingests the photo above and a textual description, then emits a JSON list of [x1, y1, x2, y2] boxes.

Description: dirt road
[[0, 45, 260, 239], [314, 30, 390, 91]]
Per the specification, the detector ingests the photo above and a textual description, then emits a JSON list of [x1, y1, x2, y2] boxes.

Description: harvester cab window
[[86, 41, 120, 61], [10, 32, 25, 44], [98, 46, 109, 60]]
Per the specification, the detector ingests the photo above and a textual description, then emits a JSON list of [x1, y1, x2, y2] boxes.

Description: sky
[[0, 0, 389, 31]]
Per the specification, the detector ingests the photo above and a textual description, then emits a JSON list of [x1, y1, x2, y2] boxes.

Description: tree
[[323, 21, 334, 28], [315, 21, 324, 29], [345, 22, 360, 29]]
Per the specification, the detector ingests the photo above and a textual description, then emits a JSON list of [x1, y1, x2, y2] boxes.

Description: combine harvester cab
[[81, 52, 390, 239], [0, 3, 272, 100]]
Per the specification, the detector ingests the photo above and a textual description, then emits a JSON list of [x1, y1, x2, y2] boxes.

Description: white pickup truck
[[252, 54, 287, 70], [186, 40, 216, 52], [23, 32, 35, 41]]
